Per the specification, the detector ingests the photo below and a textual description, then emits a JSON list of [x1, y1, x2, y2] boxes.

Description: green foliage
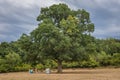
[[35, 64, 44, 70], [44, 60, 57, 69], [0, 58, 8, 72], [96, 51, 120, 67], [0, 52, 21, 72], [96, 38, 120, 55], [63, 62, 79, 68], [0, 42, 12, 57], [63, 58, 99, 68], [37, 3, 71, 25], [111, 53, 120, 66], [15, 64, 31, 71], [80, 59, 99, 68]]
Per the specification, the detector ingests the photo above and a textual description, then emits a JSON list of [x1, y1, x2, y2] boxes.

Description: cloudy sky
[[0, 0, 120, 42]]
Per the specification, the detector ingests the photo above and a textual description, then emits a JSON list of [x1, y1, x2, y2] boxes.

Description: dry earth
[[0, 68, 120, 80]]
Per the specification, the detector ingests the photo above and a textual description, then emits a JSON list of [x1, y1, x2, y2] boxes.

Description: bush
[[15, 64, 31, 71], [63, 62, 80, 68], [44, 60, 57, 69], [0, 52, 22, 72], [0, 64, 8, 73], [97, 51, 112, 66], [80, 58, 99, 68], [99, 58, 112, 66], [111, 53, 120, 66], [35, 64, 44, 71]]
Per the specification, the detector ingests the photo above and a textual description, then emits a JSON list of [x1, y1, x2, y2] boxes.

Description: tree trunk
[[57, 60, 62, 73]]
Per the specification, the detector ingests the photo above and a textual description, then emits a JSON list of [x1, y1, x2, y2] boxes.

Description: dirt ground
[[0, 68, 120, 80]]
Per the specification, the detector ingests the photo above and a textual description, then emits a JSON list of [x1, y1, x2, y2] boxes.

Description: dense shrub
[[44, 60, 57, 69], [63, 62, 80, 68], [63, 58, 99, 68], [97, 52, 120, 67], [111, 53, 120, 66], [15, 64, 31, 71], [80, 58, 99, 68], [0, 52, 21, 72], [0, 59, 8, 72], [35, 64, 44, 71]]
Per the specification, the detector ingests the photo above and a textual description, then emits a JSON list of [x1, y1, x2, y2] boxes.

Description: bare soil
[[0, 68, 120, 80]]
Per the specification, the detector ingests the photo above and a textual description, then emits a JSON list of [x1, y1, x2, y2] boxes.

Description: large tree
[[31, 3, 94, 73]]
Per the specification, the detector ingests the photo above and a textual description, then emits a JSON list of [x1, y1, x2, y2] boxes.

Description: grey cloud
[[0, 0, 63, 42], [0, 26, 24, 42], [0, 0, 120, 42], [0, 2, 38, 25], [0, 0, 39, 42], [61, 0, 120, 39]]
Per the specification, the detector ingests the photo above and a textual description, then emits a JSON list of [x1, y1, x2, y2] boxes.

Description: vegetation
[[0, 4, 120, 73]]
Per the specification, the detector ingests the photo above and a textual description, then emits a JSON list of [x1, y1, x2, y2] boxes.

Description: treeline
[[0, 3, 120, 73], [0, 36, 120, 73]]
